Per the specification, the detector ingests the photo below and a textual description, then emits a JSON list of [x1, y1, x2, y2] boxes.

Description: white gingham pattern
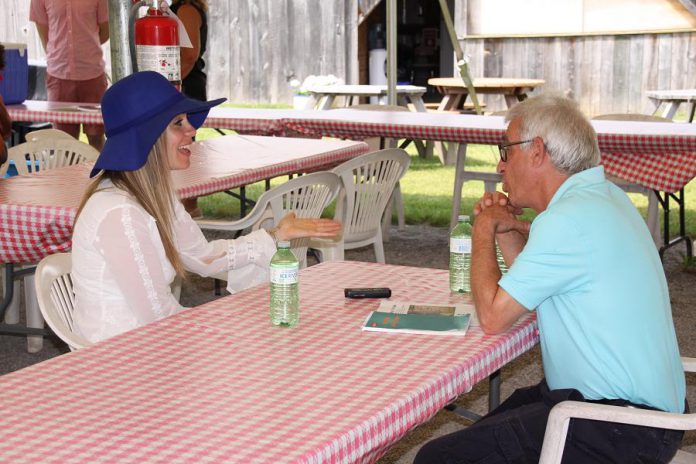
[[0, 261, 539, 463], [7, 101, 104, 126], [7, 103, 320, 135], [0, 137, 368, 264], [7, 102, 286, 135]]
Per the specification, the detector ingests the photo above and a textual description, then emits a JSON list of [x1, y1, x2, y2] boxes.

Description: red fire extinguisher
[[134, 3, 181, 89]]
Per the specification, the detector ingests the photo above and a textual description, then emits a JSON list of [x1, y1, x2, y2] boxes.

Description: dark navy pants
[[414, 380, 684, 464]]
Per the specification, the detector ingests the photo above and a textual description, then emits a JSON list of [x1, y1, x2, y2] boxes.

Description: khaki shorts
[[46, 73, 108, 138]]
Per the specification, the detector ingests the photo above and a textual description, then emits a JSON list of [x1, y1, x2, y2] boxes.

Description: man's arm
[[35, 22, 49, 51], [98, 21, 109, 44], [471, 204, 529, 334]]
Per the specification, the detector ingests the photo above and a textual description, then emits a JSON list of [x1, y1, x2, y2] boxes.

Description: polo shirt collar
[[547, 166, 605, 208]]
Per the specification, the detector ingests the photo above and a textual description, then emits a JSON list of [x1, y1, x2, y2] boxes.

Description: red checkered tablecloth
[[280, 111, 696, 193], [0, 136, 368, 264], [0, 261, 539, 463], [7, 101, 293, 135], [11, 103, 695, 192]]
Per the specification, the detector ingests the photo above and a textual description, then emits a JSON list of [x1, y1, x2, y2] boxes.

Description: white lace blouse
[[71, 181, 276, 343]]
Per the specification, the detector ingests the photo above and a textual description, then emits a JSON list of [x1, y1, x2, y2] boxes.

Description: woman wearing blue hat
[[70, 71, 341, 343]]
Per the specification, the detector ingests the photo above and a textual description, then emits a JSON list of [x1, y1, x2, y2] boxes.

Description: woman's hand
[[274, 213, 342, 242]]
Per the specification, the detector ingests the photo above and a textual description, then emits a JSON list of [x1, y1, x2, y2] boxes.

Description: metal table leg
[[443, 369, 502, 423], [656, 188, 693, 259], [488, 369, 502, 411], [0, 263, 48, 336]]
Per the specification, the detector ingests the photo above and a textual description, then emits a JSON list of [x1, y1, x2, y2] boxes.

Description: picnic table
[[304, 84, 428, 111], [0, 261, 539, 463], [6, 100, 295, 135], [428, 77, 546, 111], [0, 135, 368, 337], [646, 89, 696, 122], [278, 110, 696, 257]]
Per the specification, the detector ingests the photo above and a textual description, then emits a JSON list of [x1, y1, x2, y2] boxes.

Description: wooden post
[[437, 0, 482, 115]]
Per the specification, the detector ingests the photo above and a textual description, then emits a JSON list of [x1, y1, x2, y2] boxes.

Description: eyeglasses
[[497, 139, 534, 162]]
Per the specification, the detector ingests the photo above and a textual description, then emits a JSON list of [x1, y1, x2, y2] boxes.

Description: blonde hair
[[76, 136, 186, 277]]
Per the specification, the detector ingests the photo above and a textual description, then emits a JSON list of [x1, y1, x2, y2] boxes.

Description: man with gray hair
[[415, 94, 686, 463]]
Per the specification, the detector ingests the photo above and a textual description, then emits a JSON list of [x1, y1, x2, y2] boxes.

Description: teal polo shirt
[[499, 166, 685, 413]]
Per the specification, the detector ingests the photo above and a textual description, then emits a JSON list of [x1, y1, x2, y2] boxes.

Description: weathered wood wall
[[207, 0, 358, 103], [459, 32, 696, 116], [1, 0, 693, 113], [1, 1, 57, 63], [0, 0, 358, 105]]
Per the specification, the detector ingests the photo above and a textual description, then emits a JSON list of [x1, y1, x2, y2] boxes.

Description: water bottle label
[[270, 264, 299, 284], [450, 237, 472, 253]]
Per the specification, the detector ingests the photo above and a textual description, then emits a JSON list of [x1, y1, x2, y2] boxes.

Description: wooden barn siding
[[460, 32, 696, 116], [207, 0, 358, 104], [1, 1, 52, 62], [0, 0, 357, 105]]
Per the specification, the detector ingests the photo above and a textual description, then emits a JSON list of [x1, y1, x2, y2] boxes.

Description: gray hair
[[505, 93, 600, 174]]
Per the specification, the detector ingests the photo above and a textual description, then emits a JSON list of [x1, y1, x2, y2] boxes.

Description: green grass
[[197, 136, 696, 238]]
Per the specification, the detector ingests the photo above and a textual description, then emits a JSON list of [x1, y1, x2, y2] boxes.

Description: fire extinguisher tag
[[136, 45, 181, 84]]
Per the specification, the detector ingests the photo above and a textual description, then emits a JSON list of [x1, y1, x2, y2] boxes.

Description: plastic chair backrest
[[34, 253, 90, 351], [332, 148, 411, 243], [8, 139, 99, 175], [26, 128, 75, 143], [252, 172, 342, 267]]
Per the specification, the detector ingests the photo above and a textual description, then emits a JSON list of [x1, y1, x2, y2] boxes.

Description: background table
[[428, 77, 545, 112], [305, 84, 428, 111], [646, 89, 696, 122], [0, 135, 367, 337], [6, 101, 299, 136], [278, 110, 696, 254], [0, 135, 368, 265], [0, 261, 539, 463]]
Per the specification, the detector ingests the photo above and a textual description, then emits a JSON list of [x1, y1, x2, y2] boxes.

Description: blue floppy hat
[[90, 71, 226, 177]]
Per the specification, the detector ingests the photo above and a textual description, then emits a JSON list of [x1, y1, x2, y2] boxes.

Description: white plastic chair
[[3, 138, 98, 352], [311, 149, 411, 264], [539, 356, 696, 464], [25, 128, 75, 143], [8, 138, 99, 175], [196, 171, 342, 268], [592, 113, 670, 247], [340, 104, 409, 234], [34, 253, 90, 351]]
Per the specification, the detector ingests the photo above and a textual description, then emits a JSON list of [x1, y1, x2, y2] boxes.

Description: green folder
[[362, 311, 471, 335]]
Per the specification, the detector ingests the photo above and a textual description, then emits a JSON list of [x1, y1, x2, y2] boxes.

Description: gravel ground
[[0, 224, 694, 461]]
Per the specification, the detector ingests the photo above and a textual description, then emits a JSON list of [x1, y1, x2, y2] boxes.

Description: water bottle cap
[[277, 241, 291, 248], [458, 215, 470, 222]]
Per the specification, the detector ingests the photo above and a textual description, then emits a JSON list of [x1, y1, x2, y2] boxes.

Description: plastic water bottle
[[496, 244, 509, 274], [450, 215, 472, 293], [269, 241, 299, 327]]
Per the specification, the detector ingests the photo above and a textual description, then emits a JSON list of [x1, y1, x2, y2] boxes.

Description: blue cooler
[[0, 43, 28, 104]]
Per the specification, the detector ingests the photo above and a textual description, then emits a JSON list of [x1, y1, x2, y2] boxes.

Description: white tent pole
[[386, 0, 397, 105]]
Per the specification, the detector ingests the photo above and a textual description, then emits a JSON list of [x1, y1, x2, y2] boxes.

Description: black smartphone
[[344, 287, 392, 298]]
